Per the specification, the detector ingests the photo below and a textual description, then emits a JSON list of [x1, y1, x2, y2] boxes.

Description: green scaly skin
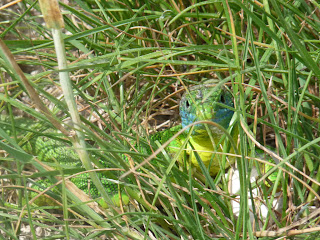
[[4, 84, 275, 208], [26, 136, 128, 207], [0, 118, 128, 207]]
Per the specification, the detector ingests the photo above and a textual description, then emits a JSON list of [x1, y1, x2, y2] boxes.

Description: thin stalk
[[51, 28, 111, 204]]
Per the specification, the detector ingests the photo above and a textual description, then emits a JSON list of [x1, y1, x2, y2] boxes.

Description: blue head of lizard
[[179, 84, 234, 134]]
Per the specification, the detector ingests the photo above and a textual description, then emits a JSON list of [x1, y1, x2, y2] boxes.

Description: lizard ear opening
[[220, 94, 225, 104]]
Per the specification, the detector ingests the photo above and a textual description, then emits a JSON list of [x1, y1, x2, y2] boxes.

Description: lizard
[[3, 83, 271, 209]]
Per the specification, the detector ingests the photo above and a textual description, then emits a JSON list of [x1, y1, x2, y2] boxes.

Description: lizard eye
[[185, 99, 190, 108]]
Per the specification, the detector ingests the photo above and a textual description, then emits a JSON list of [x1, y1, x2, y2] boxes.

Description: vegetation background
[[0, 0, 319, 239]]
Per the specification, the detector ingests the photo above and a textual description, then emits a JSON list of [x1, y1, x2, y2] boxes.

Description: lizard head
[[179, 84, 234, 134]]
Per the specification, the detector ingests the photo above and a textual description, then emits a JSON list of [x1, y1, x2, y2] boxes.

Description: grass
[[0, 0, 320, 239]]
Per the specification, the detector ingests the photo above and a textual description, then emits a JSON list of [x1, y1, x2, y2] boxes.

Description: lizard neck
[[190, 125, 239, 147]]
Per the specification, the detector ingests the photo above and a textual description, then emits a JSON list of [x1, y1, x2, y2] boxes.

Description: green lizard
[[2, 84, 247, 208]]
